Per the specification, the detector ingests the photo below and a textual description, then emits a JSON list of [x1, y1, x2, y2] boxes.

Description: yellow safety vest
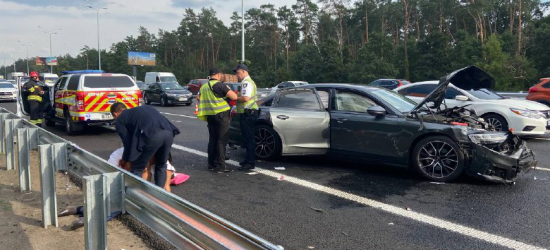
[[197, 80, 230, 121], [237, 77, 258, 113], [27, 86, 42, 102]]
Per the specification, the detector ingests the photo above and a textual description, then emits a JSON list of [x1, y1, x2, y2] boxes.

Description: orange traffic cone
[[194, 103, 199, 115]]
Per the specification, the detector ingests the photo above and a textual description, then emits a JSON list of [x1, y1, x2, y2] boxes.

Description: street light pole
[[38, 26, 60, 73], [241, 0, 245, 63], [18, 41, 32, 75], [87, 6, 107, 71]]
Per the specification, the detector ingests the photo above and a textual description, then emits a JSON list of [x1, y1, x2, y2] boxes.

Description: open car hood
[[411, 66, 495, 113]]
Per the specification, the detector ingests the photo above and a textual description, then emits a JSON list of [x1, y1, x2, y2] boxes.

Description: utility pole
[[241, 0, 245, 63], [38, 26, 60, 73], [87, 5, 108, 71], [18, 41, 32, 75]]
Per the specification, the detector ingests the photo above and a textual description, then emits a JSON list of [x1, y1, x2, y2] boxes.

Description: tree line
[[3, 0, 550, 90]]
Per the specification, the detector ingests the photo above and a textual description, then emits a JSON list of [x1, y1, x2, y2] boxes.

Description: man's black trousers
[[29, 101, 42, 124], [206, 110, 230, 170], [131, 129, 174, 187], [239, 110, 258, 165]]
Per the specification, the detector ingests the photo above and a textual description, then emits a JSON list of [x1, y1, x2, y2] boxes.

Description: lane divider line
[[171, 143, 547, 250], [161, 112, 197, 119], [534, 167, 550, 172]]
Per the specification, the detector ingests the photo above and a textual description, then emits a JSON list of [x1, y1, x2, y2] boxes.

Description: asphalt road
[[2, 100, 550, 250]]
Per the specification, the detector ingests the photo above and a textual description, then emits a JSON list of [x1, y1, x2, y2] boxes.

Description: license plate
[[102, 114, 113, 119], [179, 98, 187, 101]]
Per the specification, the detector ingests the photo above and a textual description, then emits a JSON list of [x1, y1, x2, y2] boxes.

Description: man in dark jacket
[[110, 103, 180, 188], [22, 71, 44, 126]]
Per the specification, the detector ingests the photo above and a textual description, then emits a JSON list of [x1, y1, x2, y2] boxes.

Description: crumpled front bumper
[[465, 140, 537, 184]]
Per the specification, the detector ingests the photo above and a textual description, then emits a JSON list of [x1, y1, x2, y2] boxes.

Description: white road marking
[[534, 167, 550, 172], [171, 143, 547, 250], [161, 112, 196, 119], [531, 137, 550, 141]]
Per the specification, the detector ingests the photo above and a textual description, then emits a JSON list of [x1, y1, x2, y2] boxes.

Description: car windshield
[[160, 76, 177, 82], [161, 82, 184, 90], [369, 88, 417, 113], [44, 77, 58, 85], [467, 88, 504, 100], [0, 83, 14, 88]]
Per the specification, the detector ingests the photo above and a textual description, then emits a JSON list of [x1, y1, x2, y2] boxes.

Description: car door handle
[[336, 118, 347, 123], [276, 115, 289, 120]]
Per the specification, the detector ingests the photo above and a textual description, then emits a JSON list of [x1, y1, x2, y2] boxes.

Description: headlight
[[468, 133, 508, 144], [510, 108, 543, 119]]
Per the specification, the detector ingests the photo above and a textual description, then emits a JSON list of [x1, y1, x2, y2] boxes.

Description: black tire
[[45, 118, 56, 127], [482, 114, 508, 132], [144, 94, 151, 105], [412, 136, 465, 182], [64, 112, 84, 135], [254, 125, 282, 161], [160, 96, 168, 106]]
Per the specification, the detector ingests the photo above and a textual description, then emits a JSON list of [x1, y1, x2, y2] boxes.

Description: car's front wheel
[[160, 96, 168, 106], [482, 114, 508, 132], [254, 125, 282, 161], [144, 94, 151, 105], [412, 136, 464, 182]]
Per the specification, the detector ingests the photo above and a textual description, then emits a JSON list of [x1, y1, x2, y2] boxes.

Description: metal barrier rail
[[0, 107, 281, 250]]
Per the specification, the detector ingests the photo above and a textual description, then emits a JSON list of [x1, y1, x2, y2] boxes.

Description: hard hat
[[30, 71, 39, 77]]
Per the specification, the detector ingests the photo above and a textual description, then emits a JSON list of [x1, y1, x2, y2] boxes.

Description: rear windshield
[[83, 76, 135, 88]]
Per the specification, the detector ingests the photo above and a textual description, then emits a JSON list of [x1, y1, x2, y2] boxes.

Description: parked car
[[143, 82, 193, 106], [526, 78, 550, 107], [187, 79, 209, 95], [228, 66, 536, 183], [0, 82, 17, 102], [368, 79, 411, 90], [395, 80, 550, 136], [41, 70, 143, 135], [39, 73, 59, 87], [270, 81, 308, 95]]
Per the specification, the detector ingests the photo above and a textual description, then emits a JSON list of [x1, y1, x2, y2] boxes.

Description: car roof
[[290, 83, 381, 91]]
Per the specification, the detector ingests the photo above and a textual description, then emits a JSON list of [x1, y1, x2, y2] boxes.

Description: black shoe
[[238, 164, 255, 171], [239, 161, 246, 166], [217, 168, 233, 173], [207, 166, 216, 171], [225, 155, 230, 160]]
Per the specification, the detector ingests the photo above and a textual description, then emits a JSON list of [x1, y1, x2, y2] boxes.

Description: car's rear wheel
[[254, 125, 282, 161], [144, 95, 151, 105], [412, 136, 464, 182], [482, 114, 508, 132], [64, 112, 84, 135]]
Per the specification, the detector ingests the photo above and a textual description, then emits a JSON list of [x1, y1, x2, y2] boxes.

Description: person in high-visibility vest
[[197, 68, 238, 173], [22, 71, 45, 126], [234, 64, 259, 171]]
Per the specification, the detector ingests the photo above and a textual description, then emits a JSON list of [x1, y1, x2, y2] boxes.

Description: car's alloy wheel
[[160, 96, 167, 106], [254, 125, 282, 160], [483, 114, 508, 132], [412, 136, 464, 182], [144, 95, 151, 105]]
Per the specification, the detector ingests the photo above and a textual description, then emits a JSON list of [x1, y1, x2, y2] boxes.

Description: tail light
[[529, 87, 538, 93], [137, 90, 144, 106], [76, 92, 85, 111], [396, 81, 403, 88]]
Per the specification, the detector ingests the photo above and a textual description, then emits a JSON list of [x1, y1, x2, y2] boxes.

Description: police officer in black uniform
[[22, 71, 45, 126]]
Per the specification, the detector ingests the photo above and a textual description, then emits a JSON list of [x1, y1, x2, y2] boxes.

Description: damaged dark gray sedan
[[228, 66, 537, 183]]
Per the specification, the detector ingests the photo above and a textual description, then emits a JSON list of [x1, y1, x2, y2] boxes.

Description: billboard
[[36, 57, 58, 66], [128, 51, 156, 66]]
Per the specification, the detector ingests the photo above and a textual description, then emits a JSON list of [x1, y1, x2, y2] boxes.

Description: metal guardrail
[[0, 107, 281, 250]]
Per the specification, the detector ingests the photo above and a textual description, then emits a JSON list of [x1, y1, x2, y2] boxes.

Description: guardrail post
[[4, 119, 23, 170], [0, 113, 10, 154], [39, 144, 59, 228], [17, 128, 38, 192], [84, 174, 108, 250]]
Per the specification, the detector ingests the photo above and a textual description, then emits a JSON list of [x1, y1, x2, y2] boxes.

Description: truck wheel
[[65, 112, 84, 135]]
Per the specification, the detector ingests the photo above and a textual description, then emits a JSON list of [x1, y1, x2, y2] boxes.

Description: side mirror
[[455, 95, 469, 101], [367, 105, 387, 117]]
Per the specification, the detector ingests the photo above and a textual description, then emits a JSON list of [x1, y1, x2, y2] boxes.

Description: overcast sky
[[1, 0, 549, 67], [0, 0, 298, 67]]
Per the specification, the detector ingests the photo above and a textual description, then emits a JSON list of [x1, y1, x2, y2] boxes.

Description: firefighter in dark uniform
[[22, 71, 45, 126]]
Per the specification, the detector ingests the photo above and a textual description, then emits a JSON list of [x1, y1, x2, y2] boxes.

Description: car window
[[335, 90, 376, 112], [316, 90, 330, 109], [467, 89, 504, 100], [0, 83, 13, 88], [445, 88, 462, 99], [160, 82, 184, 90], [369, 81, 381, 86], [399, 84, 437, 97], [67, 75, 81, 90], [83, 76, 135, 88], [542, 81, 550, 88], [276, 89, 321, 110]]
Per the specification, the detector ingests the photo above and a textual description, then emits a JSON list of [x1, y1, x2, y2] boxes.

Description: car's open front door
[[270, 88, 330, 155]]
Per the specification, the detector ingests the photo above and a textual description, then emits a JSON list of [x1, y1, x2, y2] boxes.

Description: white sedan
[[395, 81, 550, 136], [0, 82, 17, 102]]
